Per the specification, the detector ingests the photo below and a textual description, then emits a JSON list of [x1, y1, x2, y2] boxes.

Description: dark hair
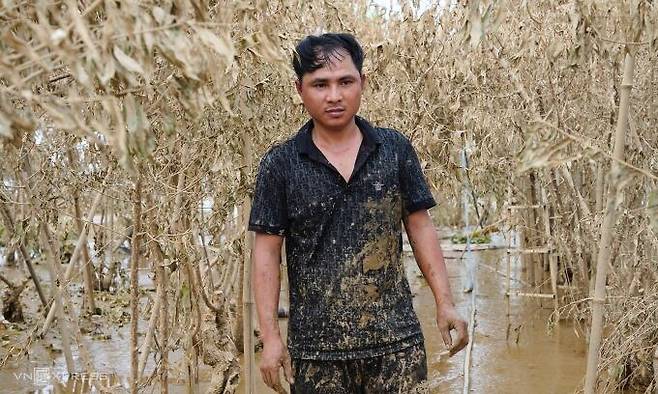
[[292, 33, 365, 80]]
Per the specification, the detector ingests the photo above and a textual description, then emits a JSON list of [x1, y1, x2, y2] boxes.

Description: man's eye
[[314, 83, 326, 88], [341, 80, 353, 86]]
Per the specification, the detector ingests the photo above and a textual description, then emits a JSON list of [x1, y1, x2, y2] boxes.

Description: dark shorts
[[290, 343, 428, 394]]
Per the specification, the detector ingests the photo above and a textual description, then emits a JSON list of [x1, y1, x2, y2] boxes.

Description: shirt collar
[[295, 115, 382, 157]]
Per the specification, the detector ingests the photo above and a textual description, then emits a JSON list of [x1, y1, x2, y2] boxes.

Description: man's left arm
[[404, 209, 469, 356]]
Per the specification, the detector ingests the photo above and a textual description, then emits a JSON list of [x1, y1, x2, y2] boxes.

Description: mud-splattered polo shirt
[[249, 116, 436, 360]]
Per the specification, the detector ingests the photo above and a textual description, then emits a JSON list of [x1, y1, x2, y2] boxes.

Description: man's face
[[296, 50, 365, 132]]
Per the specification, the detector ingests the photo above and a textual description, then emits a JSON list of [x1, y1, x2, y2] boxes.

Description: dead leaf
[[113, 45, 145, 75]]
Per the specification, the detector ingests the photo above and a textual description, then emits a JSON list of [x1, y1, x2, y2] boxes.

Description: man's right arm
[[252, 232, 293, 392]]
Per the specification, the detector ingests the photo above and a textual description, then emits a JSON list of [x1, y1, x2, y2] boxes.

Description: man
[[249, 33, 468, 393]]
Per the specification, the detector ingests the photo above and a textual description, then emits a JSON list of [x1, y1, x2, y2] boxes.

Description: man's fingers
[[261, 367, 280, 391], [439, 324, 453, 348], [283, 354, 294, 384], [260, 369, 272, 389], [270, 371, 286, 393], [449, 321, 470, 356]]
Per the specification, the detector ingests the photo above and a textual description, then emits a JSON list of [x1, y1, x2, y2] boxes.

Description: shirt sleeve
[[248, 148, 288, 236], [399, 135, 437, 216]]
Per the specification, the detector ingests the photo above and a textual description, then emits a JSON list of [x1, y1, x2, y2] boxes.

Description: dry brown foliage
[[1, 0, 657, 392]]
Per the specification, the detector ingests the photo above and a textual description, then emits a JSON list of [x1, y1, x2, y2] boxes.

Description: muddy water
[[237, 245, 587, 394], [416, 248, 587, 393], [0, 239, 586, 393]]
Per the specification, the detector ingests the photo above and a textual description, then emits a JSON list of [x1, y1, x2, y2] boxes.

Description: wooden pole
[[38, 224, 74, 374], [653, 345, 658, 388], [242, 199, 256, 393], [39, 221, 94, 373], [462, 288, 476, 394], [72, 192, 97, 314], [159, 247, 169, 394], [130, 176, 143, 394], [505, 189, 512, 325], [68, 149, 97, 314], [584, 52, 635, 394], [242, 131, 256, 393], [137, 289, 161, 379], [460, 134, 476, 394], [40, 190, 104, 335], [104, 196, 115, 291], [542, 186, 559, 317]]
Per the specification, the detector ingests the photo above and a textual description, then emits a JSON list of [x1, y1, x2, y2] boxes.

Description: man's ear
[[295, 79, 302, 95], [360, 73, 367, 88]]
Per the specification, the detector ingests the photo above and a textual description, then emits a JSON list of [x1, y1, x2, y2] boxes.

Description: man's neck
[[311, 118, 360, 150]]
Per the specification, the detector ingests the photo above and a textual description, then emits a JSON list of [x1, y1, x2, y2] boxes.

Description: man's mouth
[[326, 107, 345, 116]]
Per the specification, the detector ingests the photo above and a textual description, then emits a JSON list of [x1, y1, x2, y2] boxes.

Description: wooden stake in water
[[243, 199, 256, 393], [584, 52, 635, 394], [460, 133, 477, 394], [460, 134, 475, 293], [242, 133, 256, 394], [130, 176, 142, 394]]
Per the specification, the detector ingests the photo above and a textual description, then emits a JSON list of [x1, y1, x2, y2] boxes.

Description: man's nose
[[327, 84, 341, 102]]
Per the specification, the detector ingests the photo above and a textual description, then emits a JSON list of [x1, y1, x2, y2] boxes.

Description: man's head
[[292, 33, 365, 80], [293, 33, 366, 132]]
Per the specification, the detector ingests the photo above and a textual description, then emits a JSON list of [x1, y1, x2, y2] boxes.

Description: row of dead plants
[[1, 0, 657, 392]]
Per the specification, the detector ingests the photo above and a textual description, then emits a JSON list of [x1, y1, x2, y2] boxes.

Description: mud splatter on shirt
[[249, 116, 436, 360]]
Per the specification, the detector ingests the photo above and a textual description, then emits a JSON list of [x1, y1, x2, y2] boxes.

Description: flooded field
[[419, 248, 587, 393], [0, 236, 587, 393], [235, 242, 588, 394]]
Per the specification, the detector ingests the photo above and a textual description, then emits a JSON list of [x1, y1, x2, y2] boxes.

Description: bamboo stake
[[461, 135, 476, 394], [653, 345, 658, 389], [144, 206, 170, 391], [130, 176, 143, 394], [542, 187, 559, 316], [463, 288, 476, 394], [68, 149, 97, 314], [505, 190, 512, 324], [73, 192, 97, 314], [240, 130, 256, 393], [584, 52, 635, 394], [38, 224, 75, 374], [184, 255, 198, 394], [242, 198, 256, 393], [137, 290, 161, 379], [39, 222, 94, 373], [528, 172, 543, 289], [159, 248, 169, 394], [460, 136, 475, 293], [41, 190, 104, 335], [104, 197, 115, 291]]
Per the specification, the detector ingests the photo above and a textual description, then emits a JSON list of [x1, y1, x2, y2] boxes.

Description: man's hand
[[260, 336, 294, 393], [437, 303, 469, 356]]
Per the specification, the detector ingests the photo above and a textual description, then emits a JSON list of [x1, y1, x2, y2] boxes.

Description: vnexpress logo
[[33, 367, 52, 386], [11, 366, 57, 386]]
